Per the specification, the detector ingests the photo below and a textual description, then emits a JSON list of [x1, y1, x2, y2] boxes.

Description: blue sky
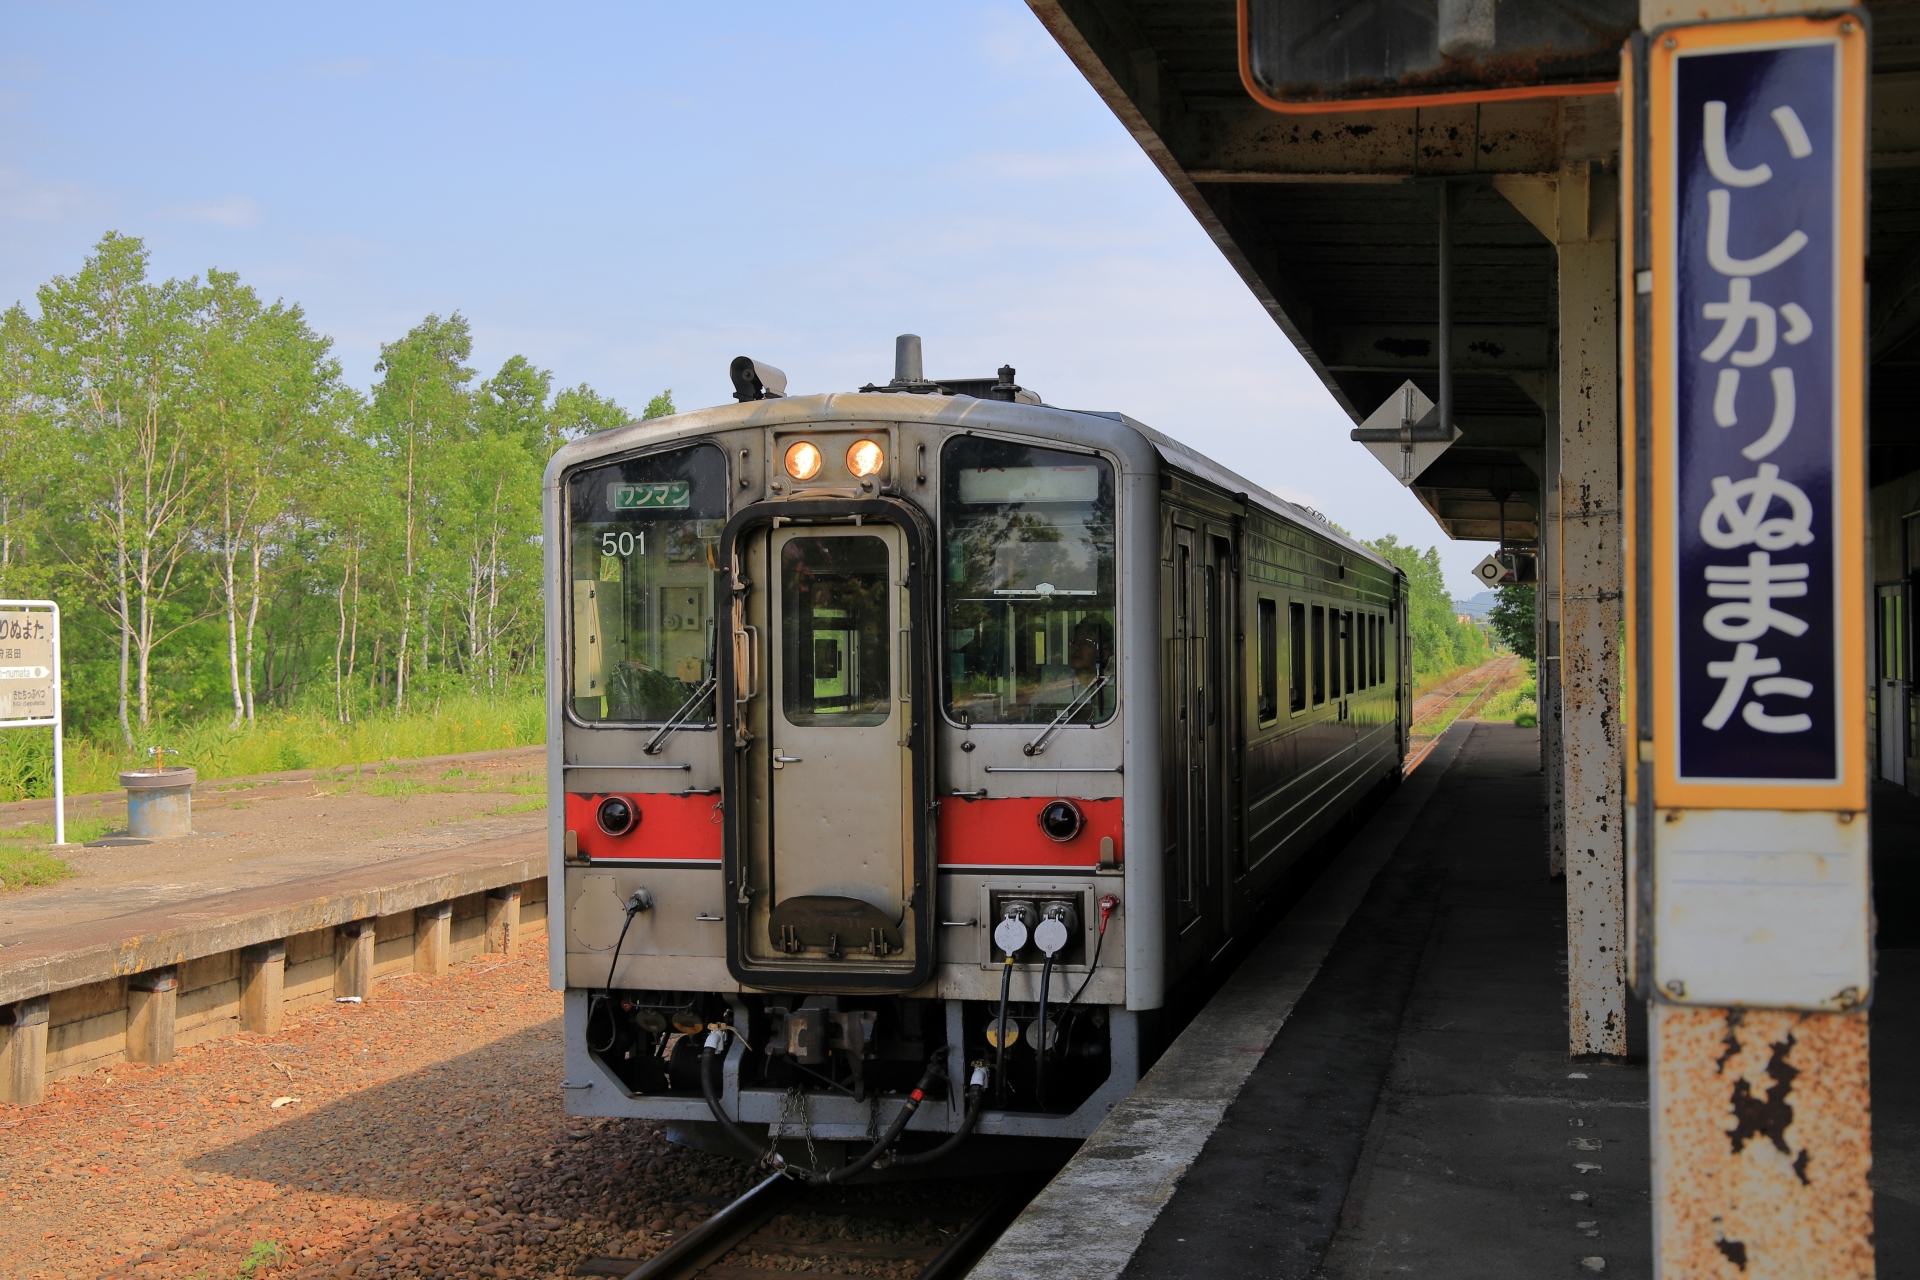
[[0, 2, 1496, 594]]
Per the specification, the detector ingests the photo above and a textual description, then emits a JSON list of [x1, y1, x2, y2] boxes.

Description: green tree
[[36, 233, 209, 744], [1363, 533, 1488, 678], [369, 314, 474, 711], [1487, 584, 1536, 660]]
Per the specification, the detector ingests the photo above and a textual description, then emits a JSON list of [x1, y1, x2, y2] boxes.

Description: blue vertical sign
[[1672, 42, 1841, 783]]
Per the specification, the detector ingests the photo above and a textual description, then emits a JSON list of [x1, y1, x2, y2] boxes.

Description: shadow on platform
[[1123, 722, 1918, 1279]]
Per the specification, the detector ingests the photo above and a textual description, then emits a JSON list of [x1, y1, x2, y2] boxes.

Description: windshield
[[941, 436, 1116, 725], [567, 443, 727, 724]]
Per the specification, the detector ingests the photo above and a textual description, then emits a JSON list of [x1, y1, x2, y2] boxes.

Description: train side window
[[1288, 601, 1306, 713], [1256, 597, 1278, 725], [1358, 612, 1370, 689], [1343, 610, 1355, 696], [1310, 605, 1325, 705], [1373, 615, 1383, 685]]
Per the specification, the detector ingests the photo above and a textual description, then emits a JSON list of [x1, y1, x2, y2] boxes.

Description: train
[[543, 336, 1409, 1175]]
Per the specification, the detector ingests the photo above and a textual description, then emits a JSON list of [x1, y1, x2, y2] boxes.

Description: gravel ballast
[[0, 953, 761, 1278]]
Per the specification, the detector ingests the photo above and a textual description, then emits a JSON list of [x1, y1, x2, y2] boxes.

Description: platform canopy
[[1027, 0, 1920, 542]]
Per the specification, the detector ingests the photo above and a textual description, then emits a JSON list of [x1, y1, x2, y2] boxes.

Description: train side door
[[1169, 524, 1229, 972]]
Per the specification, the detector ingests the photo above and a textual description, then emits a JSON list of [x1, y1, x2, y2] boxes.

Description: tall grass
[[0, 692, 546, 802]]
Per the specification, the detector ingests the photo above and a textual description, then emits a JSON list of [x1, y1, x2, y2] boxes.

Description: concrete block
[[126, 969, 177, 1066], [286, 926, 334, 968], [0, 996, 50, 1106], [179, 949, 238, 994], [413, 901, 452, 977], [47, 1008, 126, 1078], [284, 956, 335, 1003], [374, 911, 414, 944], [49, 977, 126, 1028], [335, 920, 375, 1000], [239, 939, 285, 1035], [174, 978, 239, 1034], [486, 887, 521, 957], [451, 911, 486, 961]]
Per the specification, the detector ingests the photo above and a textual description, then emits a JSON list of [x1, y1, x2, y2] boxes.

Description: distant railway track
[[577, 1170, 1047, 1280], [1404, 655, 1521, 773]]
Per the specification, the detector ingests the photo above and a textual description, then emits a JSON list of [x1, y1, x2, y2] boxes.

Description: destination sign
[[609, 481, 691, 511]]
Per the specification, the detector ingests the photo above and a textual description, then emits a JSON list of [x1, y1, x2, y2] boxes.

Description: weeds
[[235, 1241, 281, 1276], [1477, 661, 1539, 727]]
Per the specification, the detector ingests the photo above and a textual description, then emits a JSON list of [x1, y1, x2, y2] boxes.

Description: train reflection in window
[[566, 444, 727, 724], [941, 437, 1116, 725]]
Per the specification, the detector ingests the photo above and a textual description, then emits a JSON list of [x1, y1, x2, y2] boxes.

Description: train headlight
[[1037, 799, 1084, 843], [596, 795, 638, 837], [846, 439, 885, 477], [783, 441, 823, 480]]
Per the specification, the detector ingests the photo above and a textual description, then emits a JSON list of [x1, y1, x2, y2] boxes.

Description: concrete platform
[[975, 721, 1920, 1278], [0, 749, 550, 1105]]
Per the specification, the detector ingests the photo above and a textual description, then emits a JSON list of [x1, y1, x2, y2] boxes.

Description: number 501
[[601, 531, 645, 557]]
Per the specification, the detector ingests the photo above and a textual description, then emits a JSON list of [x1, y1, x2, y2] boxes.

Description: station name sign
[[1649, 17, 1866, 808], [0, 611, 56, 722]]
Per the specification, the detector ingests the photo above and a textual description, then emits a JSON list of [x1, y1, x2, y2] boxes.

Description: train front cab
[[544, 392, 1405, 1164]]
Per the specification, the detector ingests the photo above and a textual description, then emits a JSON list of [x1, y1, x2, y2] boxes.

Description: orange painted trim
[[1234, 0, 1619, 116], [1645, 15, 1869, 811], [937, 796, 1121, 870], [1624, 39, 1641, 807], [565, 791, 723, 862]]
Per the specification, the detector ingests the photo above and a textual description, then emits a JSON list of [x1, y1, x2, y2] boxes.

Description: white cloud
[[0, 165, 108, 223], [159, 194, 263, 228]]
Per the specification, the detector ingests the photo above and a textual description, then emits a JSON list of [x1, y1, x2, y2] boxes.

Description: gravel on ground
[[0, 952, 761, 1279]]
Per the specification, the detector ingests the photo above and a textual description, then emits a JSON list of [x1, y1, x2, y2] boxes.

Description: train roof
[[547, 391, 1399, 578]]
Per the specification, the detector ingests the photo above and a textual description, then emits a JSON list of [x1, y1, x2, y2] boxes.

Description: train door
[[1169, 524, 1230, 972], [765, 526, 909, 935], [1877, 582, 1907, 786]]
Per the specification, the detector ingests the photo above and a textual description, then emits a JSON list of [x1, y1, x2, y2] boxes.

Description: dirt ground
[[0, 951, 761, 1280]]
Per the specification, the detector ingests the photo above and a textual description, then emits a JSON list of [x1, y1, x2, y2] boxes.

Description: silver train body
[[544, 358, 1409, 1159]]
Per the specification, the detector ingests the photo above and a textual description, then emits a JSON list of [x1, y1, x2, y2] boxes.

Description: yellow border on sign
[[1643, 15, 1868, 812]]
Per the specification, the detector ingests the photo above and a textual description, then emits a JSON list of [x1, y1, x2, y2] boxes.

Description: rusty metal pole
[[1626, 10, 1875, 1275], [1556, 159, 1627, 1059]]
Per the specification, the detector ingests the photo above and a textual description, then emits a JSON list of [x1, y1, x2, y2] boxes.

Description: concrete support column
[[0, 996, 49, 1105], [1651, 1004, 1873, 1275], [335, 920, 375, 1001], [1557, 161, 1627, 1059], [486, 887, 521, 957], [1540, 388, 1566, 880], [239, 939, 285, 1035], [126, 968, 178, 1065], [413, 901, 452, 976]]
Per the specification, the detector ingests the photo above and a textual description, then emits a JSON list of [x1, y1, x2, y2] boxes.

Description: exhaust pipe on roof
[[895, 334, 923, 384]]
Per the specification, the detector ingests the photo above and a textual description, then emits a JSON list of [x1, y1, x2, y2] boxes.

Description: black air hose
[[887, 1068, 988, 1169], [993, 954, 1013, 1109], [1034, 953, 1054, 1110], [700, 1034, 941, 1185]]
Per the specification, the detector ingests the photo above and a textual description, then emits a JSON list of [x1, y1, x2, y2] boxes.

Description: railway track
[[574, 1170, 1048, 1280], [1404, 654, 1521, 773]]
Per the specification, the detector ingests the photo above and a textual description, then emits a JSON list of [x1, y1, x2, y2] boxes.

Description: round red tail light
[[1037, 800, 1084, 843], [596, 795, 638, 837]]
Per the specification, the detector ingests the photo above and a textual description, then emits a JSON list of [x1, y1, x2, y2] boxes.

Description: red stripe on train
[[565, 792, 723, 862], [937, 796, 1122, 868]]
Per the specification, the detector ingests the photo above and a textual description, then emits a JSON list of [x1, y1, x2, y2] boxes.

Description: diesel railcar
[[544, 337, 1408, 1171]]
